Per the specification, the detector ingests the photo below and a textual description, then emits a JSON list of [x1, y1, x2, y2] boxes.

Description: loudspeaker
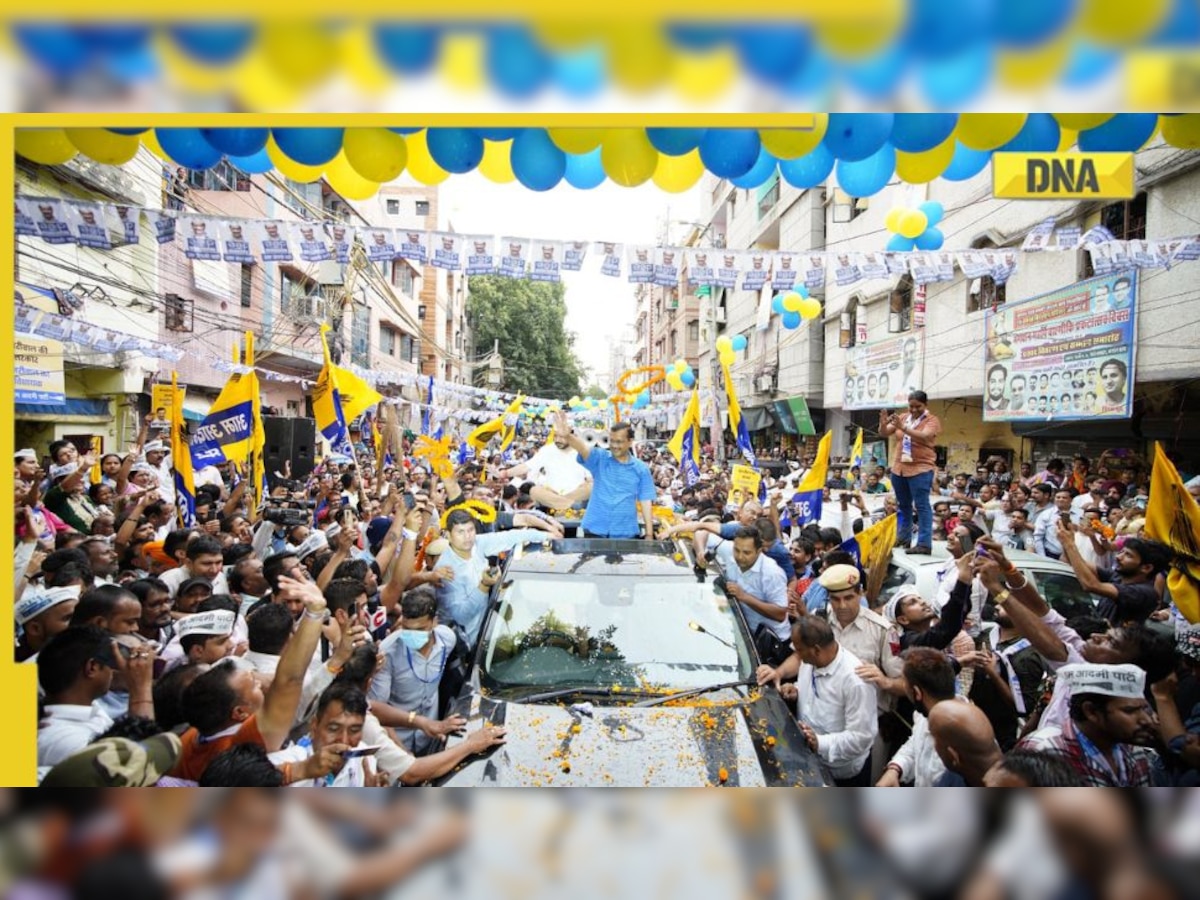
[[263, 416, 316, 481]]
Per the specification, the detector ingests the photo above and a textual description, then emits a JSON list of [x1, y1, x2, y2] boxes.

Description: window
[[240, 265, 253, 308], [888, 276, 912, 333], [669, 330, 678, 358], [400, 333, 414, 363], [839, 300, 858, 349], [1101, 192, 1147, 241], [756, 173, 781, 221], [417, 304, 427, 320], [392, 260, 415, 296], [380, 327, 396, 356], [351, 303, 370, 368], [386, 199, 400, 215], [280, 269, 315, 315], [968, 239, 1007, 313], [187, 160, 245, 192], [687, 320, 700, 343], [415, 200, 430, 216], [164, 294, 193, 332]]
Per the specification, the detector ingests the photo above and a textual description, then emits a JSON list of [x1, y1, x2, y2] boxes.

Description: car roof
[[890, 544, 1078, 574], [508, 538, 694, 577]]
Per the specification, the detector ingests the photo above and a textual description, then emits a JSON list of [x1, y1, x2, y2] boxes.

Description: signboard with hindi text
[[983, 273, 1136, 422], [14, 335, 65, 405], [842, 332, 924, 410], [730, 465, 762, 505], [150, 383, 184, 438]]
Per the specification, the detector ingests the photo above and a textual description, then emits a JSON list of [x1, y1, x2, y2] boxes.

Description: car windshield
[[480, 573, 754, 693]]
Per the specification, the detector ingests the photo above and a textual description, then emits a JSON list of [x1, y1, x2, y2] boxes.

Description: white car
[[879, 544, 1100, 621]]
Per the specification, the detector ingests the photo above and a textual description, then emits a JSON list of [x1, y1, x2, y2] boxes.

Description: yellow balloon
[[1057, 127, 1078, 152], [798, 297, 822, 321], [996, 36, 1071, 90], [670, 47, 738, 103], [956, 114, 1027, 151], [716, 335, 732, 351], [156, 31, 233, 94], [898, 210, 928, 239], [607, 26, 671, 92], [339, 23, 393, 94], [548, 128, 606, 154], [1160, 114, 1200, 149], [1053, 114, 1115, 131], [759, 116, 829, 159], [1077, 0, 1171, 46], [812, 0, 905, 58], [259, 22, 338, 89], [231, 46, 304, 111], [140, 128, 171, 161], [324, 152, 380, 200], [478, 139, 516, 184], [601, 129, 659, 187], [884, 206, 906, 233], [782, 293, 803, 312], [438, 31, 485, 91], [15, 129, 77, 165], [64, 129, 140, 165], [652, 148, 704, 193], [343, 128, 407, 182], [404, 132, 449, 186], [719, 350, 737, 367], [266, 135, 325, 182], [532, 23, 596, 50], [896, 133, 957, 183]]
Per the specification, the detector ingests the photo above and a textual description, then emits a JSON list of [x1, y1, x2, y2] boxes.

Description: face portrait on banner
[[255, 220, 294, 263], [22, 198, 74, 244], [496, 236, 524, 278], [397, 229, 428, 264], [596, 241, 623, 277], [65, 202, 114, 250], [653, 247, 680, 288], [530, 239, 562, 282], [687, 248, 715, 286], [363, 228, 396, 263], [183, 217, 222, 261], [627, 245, 655, 283], [562, 240, 588, 272], [292, 222, 331, 263], [431, 232, 462, 270], [220, 220, 256, 264], [771, 252, 798, 291]]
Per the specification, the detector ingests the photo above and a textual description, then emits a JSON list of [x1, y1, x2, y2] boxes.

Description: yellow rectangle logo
[[993, 153, 1135, 199]]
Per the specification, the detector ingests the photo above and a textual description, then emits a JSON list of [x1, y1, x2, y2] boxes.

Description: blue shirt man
[[714, 531, 791, 641], [556, 415, 656, 539]]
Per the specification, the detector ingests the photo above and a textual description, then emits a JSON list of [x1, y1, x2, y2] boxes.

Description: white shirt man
[[37, 703, 115, 778], [885, 709, 949, 787], [521, 443, 591, 495], [794, 632, 878, 784]]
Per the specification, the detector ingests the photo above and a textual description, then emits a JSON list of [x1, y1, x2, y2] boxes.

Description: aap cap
[[818, 564, 861, 592], [49, 463, 78, 481], [177, 609, 236, 639], [15, 586, 81, 625], [295, 529, 329, 561], [883, 586, 923, 623], [1058, 662, 1146, 700], [142, 441, 166, 454], [15, 448, 37, 462], [39, 733, 182, 787]]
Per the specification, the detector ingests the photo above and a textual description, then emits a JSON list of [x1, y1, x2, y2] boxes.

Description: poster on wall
[[14, 335, 65, 406], [982, 273, 1137, 421], [842, 332, 925, 410]]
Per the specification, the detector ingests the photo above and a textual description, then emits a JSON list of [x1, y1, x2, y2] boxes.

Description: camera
[[262, 506, 311, 527]]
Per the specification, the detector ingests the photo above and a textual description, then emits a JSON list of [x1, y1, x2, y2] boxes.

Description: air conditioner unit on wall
[[290, 294, 327, 323], [714, 308, 726, 323], [756, 375, 775, 393]]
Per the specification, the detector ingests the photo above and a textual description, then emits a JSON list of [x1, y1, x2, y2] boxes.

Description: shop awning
[[741, 406, 776, 432], [16, 397, 110, 418], [182, 396, 210, 423]]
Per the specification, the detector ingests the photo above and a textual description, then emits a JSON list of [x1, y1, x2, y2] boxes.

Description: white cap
[[15, 448, 37, 461], [295, 530, 329, 561], [1058, 663, 1146, 700], [143, 441, 166, 454], [177, 610, 236, 639], [883, 586, 923, 623], [15, 586, 81, 625], [49, 463, 78, 480]]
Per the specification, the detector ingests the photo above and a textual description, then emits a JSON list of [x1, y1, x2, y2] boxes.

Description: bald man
[[928, 699, 1002, 787]]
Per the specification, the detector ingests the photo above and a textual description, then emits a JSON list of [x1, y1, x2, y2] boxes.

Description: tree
[[467, 276, 584, 398], [583, 384, 608, 401]]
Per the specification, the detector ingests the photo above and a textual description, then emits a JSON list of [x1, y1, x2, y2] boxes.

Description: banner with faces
[[430, 231, 463, 271], [530, 239, 563, 283], [466, 235, 499, 276]]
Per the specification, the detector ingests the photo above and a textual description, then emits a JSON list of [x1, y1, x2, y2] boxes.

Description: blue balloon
[[634, 391, 650, 409], [426, 128, 485, 173], [106, 128, 150, 135], [771, 294, 787, 314], [1062, 43, 1119, 87], [992, 0, 1074, 48], [794, 284, 809, 298], [272, 128, 345, 166], [1078, 114, 1159, 152], [904, 0, 992, 59], [887, 234, 917, 252], [918, 201, 945, 227], [646, 128, 707, 156], [227, 149, 274, 174], [511, 129, 566, 191], [665, 26, 726, 51], [698, 129, 762, 178], [782, 46, 835, 96], [778, 143, 834, 188], [891, 113, 959, 153], [77, 25, 151, 53], [731, 334, 748, 352], [835, 143, 896, 197], [563, 147, 606, 189], [473, 128, 522, 141], [12, 26, 89, 76], [999, 113, 1061, 153], [202, 128, 268, 157], [554, 45, 606, 96], [842, 43, 907, 98], [915, 227, 944, 251], [734, 25, 811, 85], [729, 146, 778, 189], [680, 370, 696, 388], [167, 25, 254, 64], [373, 25, 439, 73], [155, 128, 223, 170], [781, 311, 803, 330], [1151, 0, 1200, 44], [823, 113, 895, 162], [386, 128, 424, 135], [918, 45, 992, 107], [104, 47, 157, 82], [941, 142, 992, 181], [486, 27, 550, 97]]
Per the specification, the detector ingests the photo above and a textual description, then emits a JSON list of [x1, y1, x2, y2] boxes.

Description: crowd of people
[[13, 394, 1200, 787]]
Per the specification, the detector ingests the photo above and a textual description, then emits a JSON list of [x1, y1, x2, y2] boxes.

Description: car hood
[[438, 692, 826, 787]]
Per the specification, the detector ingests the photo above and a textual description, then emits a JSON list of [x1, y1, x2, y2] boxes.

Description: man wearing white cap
[[177, 610, 237, 666], [142, 439, 176, 508], [1016, 662, 1162, 786], [15, 586, 81, 663]]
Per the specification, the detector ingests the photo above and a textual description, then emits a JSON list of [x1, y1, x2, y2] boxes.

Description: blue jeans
[[892, 469, 934, 548]]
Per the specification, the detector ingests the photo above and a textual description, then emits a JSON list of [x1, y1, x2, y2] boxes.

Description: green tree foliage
[[467, 276, 584, 397], [583, 384, 608, 400]]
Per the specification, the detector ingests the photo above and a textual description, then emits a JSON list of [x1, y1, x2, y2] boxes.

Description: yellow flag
[[468, 394, 524, 451], [1145, 442, 1200, 623]]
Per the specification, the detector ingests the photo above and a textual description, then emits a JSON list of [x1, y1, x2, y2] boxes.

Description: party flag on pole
[[1145, 443, 1200, 623], [720, 357, 757, 468], [789, 431, 831, 527], [189, 338, 261, 473], [169, 371, 197, 528], [242, 333, 267, 520], [849, 427, 864, 471], [667, 387, 702, 487], [468, 394, 524, 451], [313, 324, 383, 457]]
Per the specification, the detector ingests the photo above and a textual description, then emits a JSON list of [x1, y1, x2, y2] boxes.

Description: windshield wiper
[[509, 684, 656, 704], [631, 678, 755, 708]]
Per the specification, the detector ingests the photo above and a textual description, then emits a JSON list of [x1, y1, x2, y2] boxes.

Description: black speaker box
[[262, 416, 316, 481]]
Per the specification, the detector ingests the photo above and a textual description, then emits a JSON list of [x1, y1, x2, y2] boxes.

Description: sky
[[436, 171, 705, 386]]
